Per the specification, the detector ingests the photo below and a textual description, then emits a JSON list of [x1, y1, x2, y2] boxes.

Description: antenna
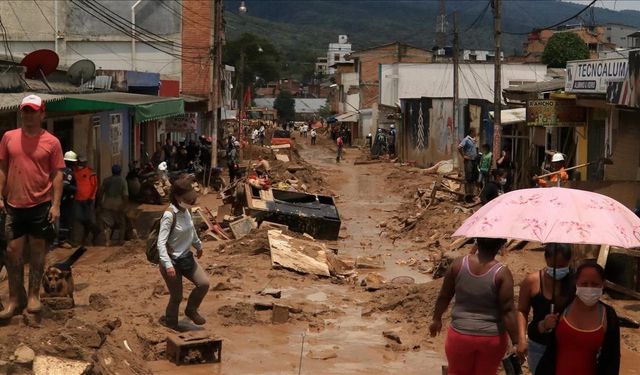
[[436, 0, 447, 47], [20, 49, 59, 91], [67, 59, 97, 86]]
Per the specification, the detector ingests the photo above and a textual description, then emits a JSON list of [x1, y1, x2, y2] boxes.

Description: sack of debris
[[146, 209, 177, 264]]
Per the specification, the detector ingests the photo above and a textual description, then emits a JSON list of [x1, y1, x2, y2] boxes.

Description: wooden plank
[[216, 204, 232, 222], [450, 237, 472, 250], [229, 216, 257, 239], [275, 154, 290, 162], [597, 245, 611, 268], [267, 230, 330, 277], [605, 280, 640, 300]]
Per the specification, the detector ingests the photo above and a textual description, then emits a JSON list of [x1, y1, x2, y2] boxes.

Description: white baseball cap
[[19, 94, 44, 111]]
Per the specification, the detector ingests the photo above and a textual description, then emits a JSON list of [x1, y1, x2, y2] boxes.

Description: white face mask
[[576, 287, 603, 306]]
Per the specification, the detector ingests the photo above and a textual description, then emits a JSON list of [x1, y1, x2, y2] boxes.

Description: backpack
[[146, 209, 177, 264]]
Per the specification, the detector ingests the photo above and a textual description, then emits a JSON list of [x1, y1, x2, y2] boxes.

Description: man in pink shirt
[[0, 94, 64, 318]]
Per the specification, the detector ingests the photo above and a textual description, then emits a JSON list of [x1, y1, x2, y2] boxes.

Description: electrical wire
[[461, 0, 491, 35], [6, 1, 36, 50], [71, 0, 208, 64], [83, 0, 207, 51], [0, 15, 15, 63], [503, 0, 599, 35], [32, 0, 92, 61]]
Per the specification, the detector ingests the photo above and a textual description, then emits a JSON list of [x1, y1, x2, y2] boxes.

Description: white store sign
[[565, 58, 628, 94]]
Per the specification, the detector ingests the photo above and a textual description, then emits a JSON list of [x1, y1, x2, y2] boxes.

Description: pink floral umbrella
[[453, 187, 640, 249]]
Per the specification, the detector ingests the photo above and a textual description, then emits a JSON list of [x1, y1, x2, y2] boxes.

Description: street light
[[239, 1, 247, 14]]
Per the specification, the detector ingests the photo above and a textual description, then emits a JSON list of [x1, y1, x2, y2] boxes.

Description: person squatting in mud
[[0, 94, 65, 318], [157, 176, 210, 329]]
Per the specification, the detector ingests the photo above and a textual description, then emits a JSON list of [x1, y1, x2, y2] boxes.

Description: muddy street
[[1, 136, 640, 375]]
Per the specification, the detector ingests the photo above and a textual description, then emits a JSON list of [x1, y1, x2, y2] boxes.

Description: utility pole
[[452, 11, 460, 168], [492, 0, 502, 165], [436, 0, 446, 48], [210, 0, 223, 170]]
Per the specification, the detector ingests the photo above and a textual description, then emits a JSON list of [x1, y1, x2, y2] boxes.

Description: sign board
[[166, 112, 199, 132], [607, 50, 640, 107], [526, 99, 587, 127], [110, 113, 122, 156], [566, 58, 627, 94]]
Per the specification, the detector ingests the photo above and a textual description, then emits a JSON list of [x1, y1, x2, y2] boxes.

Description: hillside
[[224, 0, 640, 79]]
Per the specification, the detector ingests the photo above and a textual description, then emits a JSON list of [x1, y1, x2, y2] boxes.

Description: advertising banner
[[565, 58, 627, 94], [526, 99, 587, 127]]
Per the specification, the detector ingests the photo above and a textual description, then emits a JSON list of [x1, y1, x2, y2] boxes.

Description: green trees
[[274, 90, 296, 123], [224, 33, 281, 99], [542, 33, 589, 68]]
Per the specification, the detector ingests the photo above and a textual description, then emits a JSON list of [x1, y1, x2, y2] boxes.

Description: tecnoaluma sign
[[565, 58, 628, 94]]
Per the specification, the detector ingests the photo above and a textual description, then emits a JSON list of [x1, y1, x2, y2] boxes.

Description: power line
[[71, 0, 208, 64], [84, 0, 207, 52], [6, 1, 36, 50], [503, 0, 599, 35], [0, 15, 15, 63], [461, 0, 491, 35], [32, 0, 92, 61]]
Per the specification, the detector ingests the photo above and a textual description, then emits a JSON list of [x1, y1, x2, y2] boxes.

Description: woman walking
[[536, 261, 620, 375], [430, 237, 519, 375], [516, 243, 575, 374], [157, 176, 210, 329]]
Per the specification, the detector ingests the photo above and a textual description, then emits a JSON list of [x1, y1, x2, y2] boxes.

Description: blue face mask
[[546, 266, 570, 280]]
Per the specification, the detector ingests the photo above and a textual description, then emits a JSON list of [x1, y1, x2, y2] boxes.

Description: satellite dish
[[20, 49, 59, 79], [67, 59, 96, 86]]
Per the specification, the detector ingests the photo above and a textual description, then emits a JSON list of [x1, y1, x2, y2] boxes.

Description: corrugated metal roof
[[0, 93, 67, 112], [503, 79, 565, 94], [489, 108, 526, 125]]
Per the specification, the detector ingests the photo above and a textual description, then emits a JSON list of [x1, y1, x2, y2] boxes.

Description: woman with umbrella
[[429, 237, 519, 375], [535, 261, 620, 375], [516, 243, 575, 374]]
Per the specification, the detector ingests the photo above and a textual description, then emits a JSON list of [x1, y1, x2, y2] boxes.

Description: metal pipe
[[131, 0, 142, 70], [54, 0, 59, 54]]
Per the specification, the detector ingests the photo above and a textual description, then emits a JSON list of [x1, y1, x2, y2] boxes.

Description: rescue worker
[[228, 141, 241, 183], [98, 165, 128, 247], [389, 124, 397, 156], [537, 153, 569, 187], [73, 156, 100, 246], [59, 151, 78, 246]]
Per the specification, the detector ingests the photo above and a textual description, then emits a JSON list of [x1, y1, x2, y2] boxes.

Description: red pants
[[445, 327, 508, 375]]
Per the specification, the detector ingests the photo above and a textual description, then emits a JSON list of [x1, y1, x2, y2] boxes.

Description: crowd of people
[[431, 241, 620, 375]]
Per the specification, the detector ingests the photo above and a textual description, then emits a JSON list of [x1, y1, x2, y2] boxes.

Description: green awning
[[46, 92, 184, 123]]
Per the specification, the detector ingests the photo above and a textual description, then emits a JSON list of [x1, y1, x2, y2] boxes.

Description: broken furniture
[[243, 183, 341, 240], [166, 332, 222, 365]]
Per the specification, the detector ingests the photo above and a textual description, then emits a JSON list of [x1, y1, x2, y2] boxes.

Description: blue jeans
[[528, 339, 546, 375]]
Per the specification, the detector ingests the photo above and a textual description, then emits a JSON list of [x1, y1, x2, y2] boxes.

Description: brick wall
[[354, 44, 432, 109], [181, 0, 212, 97]]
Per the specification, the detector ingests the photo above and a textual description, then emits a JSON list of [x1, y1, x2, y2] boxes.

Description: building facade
[[327, 35, 352, 75]]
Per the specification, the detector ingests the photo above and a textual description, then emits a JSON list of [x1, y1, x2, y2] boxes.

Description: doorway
[[53, 119, 74, 153]]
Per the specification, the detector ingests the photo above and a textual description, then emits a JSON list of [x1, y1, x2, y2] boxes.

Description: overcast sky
[[564, 0, 640, 11]]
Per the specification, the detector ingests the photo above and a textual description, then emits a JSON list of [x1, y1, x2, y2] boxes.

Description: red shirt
[[74, 166, 98, 201], [0, 129, 65, 208]]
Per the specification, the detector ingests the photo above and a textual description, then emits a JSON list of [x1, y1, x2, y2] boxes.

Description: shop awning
[[335, 111, 359, 123], [0, 93, 67, 112], [46, 92, 184, 123], [489, 108, 526, 125]]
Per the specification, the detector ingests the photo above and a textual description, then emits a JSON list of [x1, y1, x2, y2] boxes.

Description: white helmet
[[551, 153, 565, 163], [158, 161, 168, 171], [64, 151, 78, 162], [390, 124, 395, 128]]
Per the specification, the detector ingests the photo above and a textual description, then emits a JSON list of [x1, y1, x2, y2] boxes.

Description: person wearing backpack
[[157, 176, 209, 329]]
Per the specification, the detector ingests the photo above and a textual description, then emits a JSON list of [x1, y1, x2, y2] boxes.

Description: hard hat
[[234, 141, 241, 147], [64, 151, 78, 162], [551, 153, 565, 162], [390, 124, 395, 128], [158, 161, 168, 171]]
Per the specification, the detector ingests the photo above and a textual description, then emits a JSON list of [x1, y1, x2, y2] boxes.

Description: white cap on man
[[551, 153, 565, 162], [19, 94, 45, 111]]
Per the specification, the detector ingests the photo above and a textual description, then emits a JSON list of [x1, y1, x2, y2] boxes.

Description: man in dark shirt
[[480, 169, 506, 205]]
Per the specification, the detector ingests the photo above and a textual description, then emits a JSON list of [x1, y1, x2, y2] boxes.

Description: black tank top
[[527, 270, 574, 345]]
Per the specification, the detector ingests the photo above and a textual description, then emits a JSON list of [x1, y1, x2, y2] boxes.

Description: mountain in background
[[224, 0, 640, 80]]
